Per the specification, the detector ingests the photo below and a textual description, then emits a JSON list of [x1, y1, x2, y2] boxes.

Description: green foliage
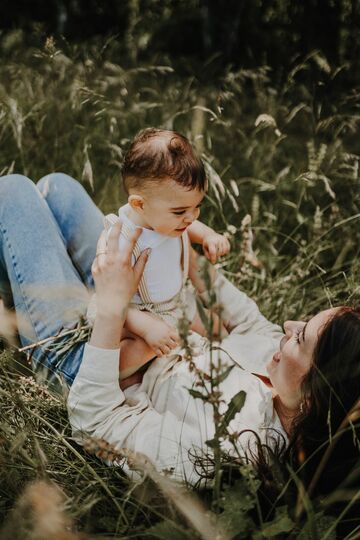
[[1, 1, 360, 83], [218, 479, 257, 538], [148, 521, 196, 540], [297, 512, 337, 540], [220, 391, 247, 435], [0, 33, 359, 538], [260, 506, 294, 538]]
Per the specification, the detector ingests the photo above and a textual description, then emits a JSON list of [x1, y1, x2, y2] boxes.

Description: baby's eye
[[173, 210, 185, 215]]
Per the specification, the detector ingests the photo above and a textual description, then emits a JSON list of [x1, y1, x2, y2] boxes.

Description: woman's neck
[[273, 395, 299, 435], [252, 374, 296, 434]]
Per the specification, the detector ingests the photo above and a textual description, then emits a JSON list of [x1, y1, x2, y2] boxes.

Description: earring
[[299, 401, 304, 414]]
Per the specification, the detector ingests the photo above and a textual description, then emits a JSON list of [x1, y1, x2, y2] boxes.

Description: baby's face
[[132, 178, 205, 236]]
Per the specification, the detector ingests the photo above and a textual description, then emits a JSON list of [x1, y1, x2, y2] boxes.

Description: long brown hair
[[283, 305, 360, 533], [288, 306, 360, 486]]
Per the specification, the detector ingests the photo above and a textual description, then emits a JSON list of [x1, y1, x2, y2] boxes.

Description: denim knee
[[0, 174, 37, 203], [37, 172, 84, 198]]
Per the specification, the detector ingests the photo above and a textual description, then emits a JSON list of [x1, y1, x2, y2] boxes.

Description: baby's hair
[[122, 128, 207, 194]]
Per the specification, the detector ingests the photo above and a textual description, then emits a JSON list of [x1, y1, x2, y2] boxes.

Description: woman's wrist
[[89, 311, 127, 350]]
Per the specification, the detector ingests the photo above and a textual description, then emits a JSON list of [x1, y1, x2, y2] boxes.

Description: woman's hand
[[90, 221, 149, 349]]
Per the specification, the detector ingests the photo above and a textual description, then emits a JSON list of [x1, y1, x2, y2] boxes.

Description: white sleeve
[[199, 272, 283, 375], [67, 344, 203, 483]]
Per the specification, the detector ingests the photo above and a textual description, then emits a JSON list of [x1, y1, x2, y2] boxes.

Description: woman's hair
[[121, 128, 207, 194], [248, 306, 360, 534], [288, 306, 360, 486], [284, 305, 360, 532], [188, 305, 360, 534]]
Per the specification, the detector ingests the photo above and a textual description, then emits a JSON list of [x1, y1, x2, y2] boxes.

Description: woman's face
[[267, 308, 339, 410]]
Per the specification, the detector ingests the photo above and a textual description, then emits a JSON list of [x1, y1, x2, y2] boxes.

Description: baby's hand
[[142, 318, 179, 357], [202, 232, 230, 264]]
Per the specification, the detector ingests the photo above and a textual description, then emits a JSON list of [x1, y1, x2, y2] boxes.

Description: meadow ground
[[0, 34, 359, 538]]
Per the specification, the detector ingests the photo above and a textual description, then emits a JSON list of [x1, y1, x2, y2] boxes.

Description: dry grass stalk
[[84, 437, 229, 540], [0, 480, 85, 540]]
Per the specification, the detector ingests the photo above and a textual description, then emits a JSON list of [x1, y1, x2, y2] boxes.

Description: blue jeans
[[0, 173, 104, 390]]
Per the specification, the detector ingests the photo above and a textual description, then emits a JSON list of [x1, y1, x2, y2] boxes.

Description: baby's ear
[[128, 194, 145, 212]]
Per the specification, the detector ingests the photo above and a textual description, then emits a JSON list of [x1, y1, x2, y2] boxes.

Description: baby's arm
[[187, 220, 230, 264], [125, 308, 179, 357], [119, 310, 180, 380]]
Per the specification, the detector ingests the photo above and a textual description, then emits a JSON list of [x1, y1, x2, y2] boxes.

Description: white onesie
[[87, 204, 197, 326]]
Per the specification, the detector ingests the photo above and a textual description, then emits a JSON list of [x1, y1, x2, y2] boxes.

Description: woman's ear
[[128, 194, 145, 213]]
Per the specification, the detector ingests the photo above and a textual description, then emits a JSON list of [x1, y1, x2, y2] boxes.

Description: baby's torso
[[117, 204, 185, 305]]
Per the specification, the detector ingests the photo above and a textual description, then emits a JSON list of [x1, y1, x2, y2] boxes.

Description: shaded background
[[1, 0, 360, 82]]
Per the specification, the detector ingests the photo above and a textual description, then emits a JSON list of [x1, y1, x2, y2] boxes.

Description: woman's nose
[[280, 320, 296, 349], [283, 320, 292, 335], [283, 320, 305, 336]]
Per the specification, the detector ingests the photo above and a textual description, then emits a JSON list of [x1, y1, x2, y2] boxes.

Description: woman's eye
[[295, 329, 302, 344], [173, 211, 185, 215]]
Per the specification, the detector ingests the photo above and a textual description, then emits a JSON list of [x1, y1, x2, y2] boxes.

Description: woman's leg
[[37, 173, 104, 290], [0, 174, 93, 389]]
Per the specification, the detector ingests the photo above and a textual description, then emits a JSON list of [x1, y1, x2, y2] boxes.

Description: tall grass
[[0, 32, 359, 538]]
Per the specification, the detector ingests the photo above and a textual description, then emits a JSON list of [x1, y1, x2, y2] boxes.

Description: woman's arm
[[67, 343, 202, 483], [89, 222, 149, 349], [189, 248, 283, 375], [67, 222, 202, 482]]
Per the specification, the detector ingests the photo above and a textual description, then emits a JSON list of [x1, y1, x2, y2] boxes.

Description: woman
[[67, 219, 360, 533], [67, 220, 360, 485]]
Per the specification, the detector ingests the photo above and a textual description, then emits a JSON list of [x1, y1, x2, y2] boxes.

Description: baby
[[93, 128, 230, 379]]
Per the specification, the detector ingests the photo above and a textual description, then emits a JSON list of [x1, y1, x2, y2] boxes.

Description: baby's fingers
[[222, 237, 231, 254], [170, 339, 179, 350], [205, 243, 217, 264], [166, 337, 178, 349], [159, 344, 171, 356], [169, 331, 180, 344]]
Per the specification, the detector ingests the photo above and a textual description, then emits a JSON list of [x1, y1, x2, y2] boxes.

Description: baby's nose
[[184, 212, 195, 223], [185, 208, 200, 223]]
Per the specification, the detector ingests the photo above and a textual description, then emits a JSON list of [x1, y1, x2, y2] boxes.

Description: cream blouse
[[68, 273, 286, 484]]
